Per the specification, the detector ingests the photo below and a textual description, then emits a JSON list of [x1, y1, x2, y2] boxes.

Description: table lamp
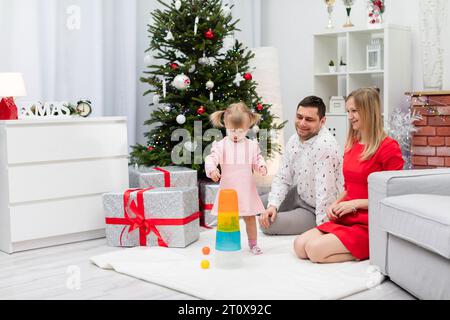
[[0, 73, 27, 120]]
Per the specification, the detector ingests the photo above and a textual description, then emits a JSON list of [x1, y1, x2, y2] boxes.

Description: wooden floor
[[0, 238, 416, 300]]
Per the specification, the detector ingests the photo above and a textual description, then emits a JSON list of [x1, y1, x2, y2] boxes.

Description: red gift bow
[[105, 188, 200, 247], [153, 167, 171, 187]]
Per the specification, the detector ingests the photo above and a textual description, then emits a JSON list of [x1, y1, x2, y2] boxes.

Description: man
[[259, 96, 344, 235]]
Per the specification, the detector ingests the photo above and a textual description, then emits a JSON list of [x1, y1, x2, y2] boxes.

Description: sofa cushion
[[379, 194, 450, 259]]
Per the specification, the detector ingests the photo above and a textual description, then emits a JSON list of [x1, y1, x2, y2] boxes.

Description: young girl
[[205, 102, 268, 255]]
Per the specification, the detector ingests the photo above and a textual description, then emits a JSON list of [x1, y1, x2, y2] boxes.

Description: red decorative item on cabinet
[[0, 97, 18, 120]]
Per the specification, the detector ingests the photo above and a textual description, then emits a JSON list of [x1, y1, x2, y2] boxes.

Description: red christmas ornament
[[197, 106, 206, 115], [256, 103, 264, 111], [244, 73, 253, 81], [169, 63, 179, 70], [147, 146, 154, 151], [204, 28, 214, 40]]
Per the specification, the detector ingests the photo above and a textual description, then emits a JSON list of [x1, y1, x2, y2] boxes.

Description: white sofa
[[368, 169, 450, 300]]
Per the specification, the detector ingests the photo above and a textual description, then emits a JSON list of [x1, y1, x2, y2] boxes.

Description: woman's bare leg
[[305, 233, 356, 263], [293, 228, 324, 259]]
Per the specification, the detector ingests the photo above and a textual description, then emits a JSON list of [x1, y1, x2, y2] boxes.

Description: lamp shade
[[0, 73, 27, 98]]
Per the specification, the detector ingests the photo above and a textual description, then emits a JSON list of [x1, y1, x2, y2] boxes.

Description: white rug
[[90, 221, 385, 300]]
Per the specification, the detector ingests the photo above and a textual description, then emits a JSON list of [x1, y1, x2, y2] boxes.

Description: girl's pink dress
[[205, 136, 266, 216]]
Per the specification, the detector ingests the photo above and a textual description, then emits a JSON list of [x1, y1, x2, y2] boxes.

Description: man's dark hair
[[297, 96, 326, 119]]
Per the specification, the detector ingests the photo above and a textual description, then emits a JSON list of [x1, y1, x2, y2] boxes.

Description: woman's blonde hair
[[345, 87, 386, 160], [210, 102, 261, 129]]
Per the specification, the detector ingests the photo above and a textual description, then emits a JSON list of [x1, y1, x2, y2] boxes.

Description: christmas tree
[[130, 0, 286, 176]]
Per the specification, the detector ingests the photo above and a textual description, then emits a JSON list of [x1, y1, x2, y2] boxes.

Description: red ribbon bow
[[105, 188, 200, 247]]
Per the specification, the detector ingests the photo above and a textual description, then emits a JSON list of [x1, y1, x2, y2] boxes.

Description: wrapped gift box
[[198, 180, 219, 227], [198, 180, 271, 228], [129, 165, 197, 188], [103, 186, 200, 248]]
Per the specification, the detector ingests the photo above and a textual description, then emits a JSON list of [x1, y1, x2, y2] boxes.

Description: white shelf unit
[[313, 25, 412, 150]]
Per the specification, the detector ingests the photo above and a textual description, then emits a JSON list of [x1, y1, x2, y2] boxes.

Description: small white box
[[329, 96, 346, 114]]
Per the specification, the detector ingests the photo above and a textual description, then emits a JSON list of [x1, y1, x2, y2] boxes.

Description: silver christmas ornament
[[206, 80, 215, 90], [164, 105, 172, 112], [188, 64, 196, 73], [198, 56, 209, 65], [208, 57, 217, 66], [175, 0, 181, 10], [171, 74, 191, 90], [176, 114, 186, 124]]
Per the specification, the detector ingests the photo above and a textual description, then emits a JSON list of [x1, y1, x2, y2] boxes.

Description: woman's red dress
[[316, 137, 404, 260]]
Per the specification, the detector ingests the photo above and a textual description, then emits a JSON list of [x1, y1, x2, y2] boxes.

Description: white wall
[[261, 0, 450, 141]]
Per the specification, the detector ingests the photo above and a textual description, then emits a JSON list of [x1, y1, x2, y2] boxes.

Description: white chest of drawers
[[0, 117, 129, 253]]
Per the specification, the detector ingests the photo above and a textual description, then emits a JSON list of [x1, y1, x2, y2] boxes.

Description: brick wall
[[411, 94, 450, 169]]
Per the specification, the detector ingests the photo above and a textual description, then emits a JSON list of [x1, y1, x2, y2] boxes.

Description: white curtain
[[225, 0, 262, 48], [0, 0, 138, 147]]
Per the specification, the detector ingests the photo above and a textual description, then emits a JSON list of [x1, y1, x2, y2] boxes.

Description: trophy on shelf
[[324, 0, 336, 29], [343, 0, 355, 27]]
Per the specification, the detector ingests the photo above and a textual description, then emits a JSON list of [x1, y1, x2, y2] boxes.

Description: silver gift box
[[198, 179, 219, 227], [103, 187, 200, 248], [129, 165, 197, 188]]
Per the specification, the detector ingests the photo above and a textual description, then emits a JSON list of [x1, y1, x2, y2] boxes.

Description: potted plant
[[339, 58, 347, 73], [328, 60, 336, 73]]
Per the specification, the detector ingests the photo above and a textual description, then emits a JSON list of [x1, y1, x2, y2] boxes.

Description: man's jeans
[[260, 186, 316, 235]]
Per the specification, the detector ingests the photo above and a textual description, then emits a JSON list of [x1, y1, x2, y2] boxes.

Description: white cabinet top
[[0, 116, 127, 126]]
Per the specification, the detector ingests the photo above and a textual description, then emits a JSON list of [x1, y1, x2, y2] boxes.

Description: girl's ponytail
[[210, 110, 226, 128]]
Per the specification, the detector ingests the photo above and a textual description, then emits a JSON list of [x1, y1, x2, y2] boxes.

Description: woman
[[293, 87, 404, 263]]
